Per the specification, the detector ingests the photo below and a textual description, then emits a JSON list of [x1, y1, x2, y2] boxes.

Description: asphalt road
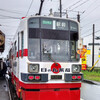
[[0, 77, 10, 100], [81, 82, 100, 100], [1, 77, 100, 100]]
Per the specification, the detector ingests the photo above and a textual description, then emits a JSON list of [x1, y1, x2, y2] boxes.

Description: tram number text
[[41, 68, 70, 72]]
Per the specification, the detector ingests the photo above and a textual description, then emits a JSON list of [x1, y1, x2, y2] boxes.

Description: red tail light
[[77, 76, 81, 79], [28, 76, 34, 80], [35, 76, 40, 80], [72, 76, 76, 79]]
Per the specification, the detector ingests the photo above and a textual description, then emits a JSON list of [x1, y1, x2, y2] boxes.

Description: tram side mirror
[[78, 39, 83, 49]]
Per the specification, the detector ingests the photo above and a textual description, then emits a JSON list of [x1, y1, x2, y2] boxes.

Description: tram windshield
[[28, 17, 79, 62]]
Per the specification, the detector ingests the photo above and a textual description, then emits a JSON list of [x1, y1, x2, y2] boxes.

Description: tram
[[8, 16, 83, 100]]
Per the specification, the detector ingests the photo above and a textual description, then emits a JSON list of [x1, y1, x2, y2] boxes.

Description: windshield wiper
[[48, 53, 58, 66], [43, 47, 58, 66]]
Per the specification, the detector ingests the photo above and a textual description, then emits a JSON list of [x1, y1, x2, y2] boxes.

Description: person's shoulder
[[3, 62, 6, 66]]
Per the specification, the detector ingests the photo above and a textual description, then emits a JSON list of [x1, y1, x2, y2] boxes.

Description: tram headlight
[[72, 64, 81, 73], [28, 64, 39, 73]]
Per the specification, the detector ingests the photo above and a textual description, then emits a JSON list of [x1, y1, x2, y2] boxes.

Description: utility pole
[[66, 10, 68, 18], [59, 0, 62, 17], [92, 24, 95, 69], [77, 12, 80, 23]]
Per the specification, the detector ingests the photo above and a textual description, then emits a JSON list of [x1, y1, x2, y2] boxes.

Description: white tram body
[[9, 16, 83, 100]]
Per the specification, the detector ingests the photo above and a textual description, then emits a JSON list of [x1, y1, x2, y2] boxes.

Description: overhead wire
[[81, 28, 92, 35], [0, 24, 18, 27], [63, 0, 98, 29], [78, 0, 99, 35], [0, 14, 21, 19], [42, 0, 59, 16], [82, 33, 92, 37], [0, 17, 21, 19], [71, 0, 90, 10], [81, 18, 100, 28], [62, 0, 88, 19], [81, 29, 100, 37], [80, 0, 100, 38], [0, 20, 18, 24], [81, 3, 100, 21], [61, 0, 80, 19], [67, 0, 82, 10], [81, 0, 98, 16], [25, 0, 34, 17], [0, 8, 23, 14], [95, 30, 100, 34], [62, 0, 75, 10]]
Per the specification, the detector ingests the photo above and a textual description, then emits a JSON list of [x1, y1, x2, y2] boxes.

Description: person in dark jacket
[[0, 59, 7, 77], [6, 58, 11, 67]]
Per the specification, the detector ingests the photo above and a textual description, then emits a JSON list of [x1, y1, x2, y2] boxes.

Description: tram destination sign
[[42, 19, 68, 30], [42, 20, 52, 25]]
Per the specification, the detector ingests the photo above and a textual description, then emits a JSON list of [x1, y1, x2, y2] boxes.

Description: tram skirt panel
[[21, 88, 80, 100]]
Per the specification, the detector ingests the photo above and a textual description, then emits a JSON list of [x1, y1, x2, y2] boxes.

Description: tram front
[[23, 17, 83, 100]]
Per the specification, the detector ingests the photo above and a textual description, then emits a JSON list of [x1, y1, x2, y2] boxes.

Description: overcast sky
[[0, 0, 100, 57]]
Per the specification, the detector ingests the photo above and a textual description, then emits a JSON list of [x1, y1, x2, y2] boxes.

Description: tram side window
[[14, 41, 17, 60], [21, 31, 24, 57], [28, 18, 39, 28], [9, 49, 12, 67], [70, 22, 79, 61], [18, 33, 19, 58], [70, 22, 78, 32]]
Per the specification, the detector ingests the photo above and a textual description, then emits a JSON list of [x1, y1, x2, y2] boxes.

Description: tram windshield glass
[[28, 17, 79, 62]]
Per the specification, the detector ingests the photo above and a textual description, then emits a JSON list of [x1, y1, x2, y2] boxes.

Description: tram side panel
[[11, 26, 28, 97]]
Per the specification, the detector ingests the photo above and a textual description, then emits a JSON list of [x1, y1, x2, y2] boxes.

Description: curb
[[83, 80, 100, 85]]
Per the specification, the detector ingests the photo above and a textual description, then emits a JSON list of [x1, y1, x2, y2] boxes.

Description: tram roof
[[21, 15, 79, 24]]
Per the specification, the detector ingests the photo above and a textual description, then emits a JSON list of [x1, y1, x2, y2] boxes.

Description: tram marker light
[[35, 76, 40, 80], [77, 76, 81, 79], [18, 88, 22, 92], [28, 76, 34, 80], [72, 76, 77, 80]]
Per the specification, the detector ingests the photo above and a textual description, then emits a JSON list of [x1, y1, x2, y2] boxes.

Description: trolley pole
[[92, 24, 95, 70], [59, 0, 62, 17], [38, 0, 44, 15]]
